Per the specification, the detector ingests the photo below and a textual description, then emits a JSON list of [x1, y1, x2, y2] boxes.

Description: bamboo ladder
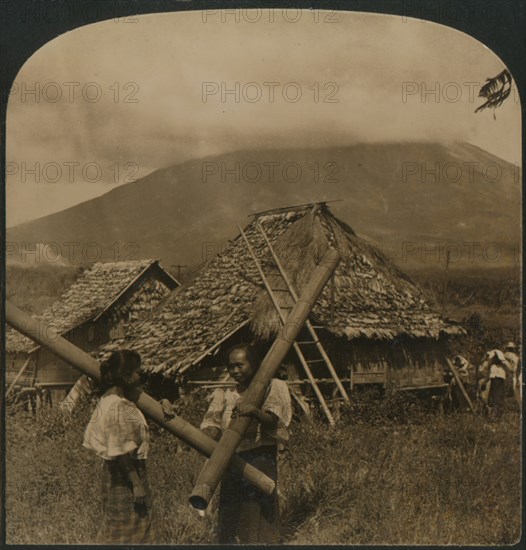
[[239, 222, 349, 426]]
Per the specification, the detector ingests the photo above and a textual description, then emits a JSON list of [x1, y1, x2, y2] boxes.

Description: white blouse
[[83, 393, 149, 460], [200, 378, 292, 452]]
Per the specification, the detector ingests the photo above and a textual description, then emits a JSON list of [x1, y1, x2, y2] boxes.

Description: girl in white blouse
[[84, 350, 157, 543]]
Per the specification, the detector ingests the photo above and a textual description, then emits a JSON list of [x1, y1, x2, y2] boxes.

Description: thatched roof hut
[[6, 260, 179, 353], [6, 260, 179, 400], [108, 203, 464, 388]]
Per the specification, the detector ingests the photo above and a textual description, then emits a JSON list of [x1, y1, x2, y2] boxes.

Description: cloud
[[6, 10, 521, 225]]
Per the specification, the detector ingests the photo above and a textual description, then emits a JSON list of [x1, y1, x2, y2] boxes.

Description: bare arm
[[237, 404, 279, 429]]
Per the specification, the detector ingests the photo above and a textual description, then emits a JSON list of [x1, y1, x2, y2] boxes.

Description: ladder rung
[[297, 341, 319, 345], [306, 359, 326, 364], [280, 305, 293, 310], [310, 325, 325, 329]]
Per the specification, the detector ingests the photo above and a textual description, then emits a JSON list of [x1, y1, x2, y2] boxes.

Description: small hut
[[6, 260, 179, 404], [108, 203, 464, 402]]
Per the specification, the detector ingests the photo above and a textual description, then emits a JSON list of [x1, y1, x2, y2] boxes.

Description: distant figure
[[479, 349, 510, 420], [504, 342, 521, 405], [83, 350, 157, 543], [449, 355, 476, 411], [200, 343, 292, 544]]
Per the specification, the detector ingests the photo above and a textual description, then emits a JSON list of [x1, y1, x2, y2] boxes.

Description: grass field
[[5, 394, 521, 545], [6, 264, 522, 544]]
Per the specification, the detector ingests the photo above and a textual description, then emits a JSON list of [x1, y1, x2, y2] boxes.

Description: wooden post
[[5, 301, 275, 495], [446, 358, 476, 414], [442, 249, 451, 314], [189, 248, 340, 509], [330, 274, 335, 324], [6, 355, 32, 397]]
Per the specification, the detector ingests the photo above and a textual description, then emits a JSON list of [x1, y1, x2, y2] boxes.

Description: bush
[[337, 385, 437, 426]]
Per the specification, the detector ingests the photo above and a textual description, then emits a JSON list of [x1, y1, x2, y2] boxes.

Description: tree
[[475, 69, 513, 119]]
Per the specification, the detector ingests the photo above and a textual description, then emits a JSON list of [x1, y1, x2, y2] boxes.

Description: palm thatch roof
[[7, 260, 178, 353], [108, 203, 464, 378]]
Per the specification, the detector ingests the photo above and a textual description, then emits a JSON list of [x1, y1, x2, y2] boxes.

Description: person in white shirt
[[200, 342, 292, 544], [83, 349, 156, 543], [479, 349, 510, 420]]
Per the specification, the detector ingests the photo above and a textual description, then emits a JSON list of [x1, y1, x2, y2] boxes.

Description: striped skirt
[[218, 445, 280, 544], [96, 459, 157, 544]]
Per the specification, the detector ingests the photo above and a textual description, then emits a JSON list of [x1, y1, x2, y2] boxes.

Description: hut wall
[[36, 319, 112, 386], [6, 352, 37, 387], [180, 329, 446, 396], [324, 335, 446, 389], [386, 337, 447, 388], [35, 270, 175, 390]]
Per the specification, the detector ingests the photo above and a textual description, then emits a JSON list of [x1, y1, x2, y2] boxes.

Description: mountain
[[6, 142, 521, 271]]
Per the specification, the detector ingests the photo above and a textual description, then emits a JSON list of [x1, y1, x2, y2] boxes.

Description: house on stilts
[[6, 260, 179, 406], [105, 202, 465, 412]]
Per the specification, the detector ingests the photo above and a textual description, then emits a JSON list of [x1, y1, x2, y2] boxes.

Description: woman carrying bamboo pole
[[83, 350, 157, 543], [200, 343, 292, 544]]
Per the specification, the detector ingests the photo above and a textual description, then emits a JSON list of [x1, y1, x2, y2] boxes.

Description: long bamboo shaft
[[239, 225, 334, 423], [189, 248, 340, 509], [5, 301, 275, 495], [256, 223, 349, 402]]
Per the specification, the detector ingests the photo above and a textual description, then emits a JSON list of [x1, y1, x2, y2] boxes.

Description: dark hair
[[100, 349, 141, 390], [226, 343, 261, 371]]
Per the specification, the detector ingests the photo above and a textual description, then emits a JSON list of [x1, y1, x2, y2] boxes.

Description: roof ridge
[[92, 259, 156, 267], [250, 200, 340, 218]]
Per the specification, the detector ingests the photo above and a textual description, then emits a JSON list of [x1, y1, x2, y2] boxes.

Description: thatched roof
[[108, 203, 464, 378], [7, 260, 178, 353]]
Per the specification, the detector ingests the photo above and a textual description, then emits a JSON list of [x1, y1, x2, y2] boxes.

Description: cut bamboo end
[[189, 480, 217, 510], [189, 493, 209, 511]]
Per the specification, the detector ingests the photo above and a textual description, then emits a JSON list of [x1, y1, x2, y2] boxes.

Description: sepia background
[[5, 9, 521, 545]]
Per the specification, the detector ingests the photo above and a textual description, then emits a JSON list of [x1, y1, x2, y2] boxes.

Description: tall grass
[[5, 396, 521, 545], [281, 412, 521, 544]]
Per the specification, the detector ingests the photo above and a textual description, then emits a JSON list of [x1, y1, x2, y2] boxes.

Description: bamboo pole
[[5, 301, 275, 495], [6, 355, 32, 397], [189, 248, 341, 509], [256, 223, 349, 403], [445, 358, 476, 414], [241, 224, 334, 423]]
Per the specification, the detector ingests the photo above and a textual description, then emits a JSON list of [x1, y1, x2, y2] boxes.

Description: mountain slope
[[7, 141, 520, 269]]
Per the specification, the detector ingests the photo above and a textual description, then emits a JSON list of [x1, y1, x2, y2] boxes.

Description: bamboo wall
[[161, 328, 448, 396], [324, 335, 447, 389], [6, 352, 36, 387]]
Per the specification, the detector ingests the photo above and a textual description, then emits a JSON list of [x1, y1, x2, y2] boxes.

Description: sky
[[6, 9, 521, 227]]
